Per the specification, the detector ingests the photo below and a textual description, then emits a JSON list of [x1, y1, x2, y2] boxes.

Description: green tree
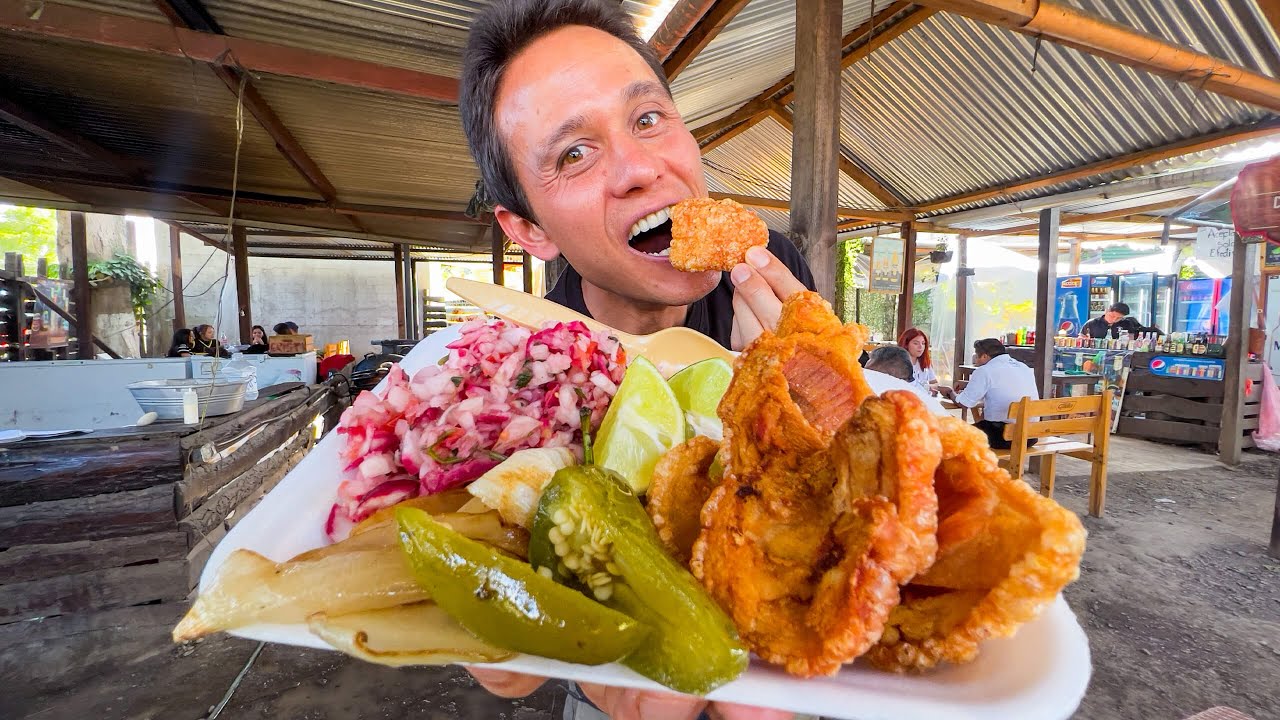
[[0, 205, 58, 277]]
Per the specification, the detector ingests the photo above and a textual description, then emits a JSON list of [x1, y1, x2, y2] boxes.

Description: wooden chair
[[993, 390, 1112, 517]]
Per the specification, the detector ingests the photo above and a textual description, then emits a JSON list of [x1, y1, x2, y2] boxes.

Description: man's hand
[[729, 247, 808, 351], [468, 668, 793, 720], [936, 385, 956, 400]]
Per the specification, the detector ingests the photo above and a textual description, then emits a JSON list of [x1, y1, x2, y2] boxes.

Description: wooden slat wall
[[1117, 352, 1263, 449], [0, 384, 342, 626]]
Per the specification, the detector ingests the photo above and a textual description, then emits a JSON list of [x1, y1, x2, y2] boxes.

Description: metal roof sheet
[[703, 115, 888, 211], [839, 10, 1275, 208], [670, 0, 880, 128]]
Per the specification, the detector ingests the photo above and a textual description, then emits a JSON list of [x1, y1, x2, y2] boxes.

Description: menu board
[[869, 236, 904, 294]]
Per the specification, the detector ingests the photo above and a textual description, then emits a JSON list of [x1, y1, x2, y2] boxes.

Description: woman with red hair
[[898, 328, 937, 391]]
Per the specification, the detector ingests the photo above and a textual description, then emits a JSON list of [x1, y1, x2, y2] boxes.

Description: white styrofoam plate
[[201, 324, 1091, 720]]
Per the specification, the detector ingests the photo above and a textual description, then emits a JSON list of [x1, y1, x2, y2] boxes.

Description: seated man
[[1080, 302, 1145, 339], [864, 345, 913, 382], [938, 338, 1040, 450]]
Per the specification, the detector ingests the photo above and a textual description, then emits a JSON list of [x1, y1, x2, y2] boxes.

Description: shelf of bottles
[[0, 275, 28, 362]]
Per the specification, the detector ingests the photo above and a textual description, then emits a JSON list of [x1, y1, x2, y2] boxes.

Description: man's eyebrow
[[537, 113, 589, 164], [623, 80, 670, 104]]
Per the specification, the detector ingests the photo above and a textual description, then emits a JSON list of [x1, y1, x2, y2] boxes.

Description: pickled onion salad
[[327, 318, 627, 540]]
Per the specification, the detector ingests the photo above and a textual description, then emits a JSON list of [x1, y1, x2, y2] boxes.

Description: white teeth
[[628, 206, 672, 240]]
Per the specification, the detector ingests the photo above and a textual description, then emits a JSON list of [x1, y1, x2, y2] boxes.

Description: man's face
[[494, 26, 719, 306], [1103, 310, 1122, 324]]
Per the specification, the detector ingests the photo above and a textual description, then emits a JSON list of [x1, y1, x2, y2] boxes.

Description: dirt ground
[[4, 454, 1278, 720]]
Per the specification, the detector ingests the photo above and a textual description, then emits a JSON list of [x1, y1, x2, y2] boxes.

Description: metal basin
[[126, 378, 249, 420]]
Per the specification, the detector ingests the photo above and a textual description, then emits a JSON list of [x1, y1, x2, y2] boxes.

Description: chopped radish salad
[[328, 318, 627, 540]]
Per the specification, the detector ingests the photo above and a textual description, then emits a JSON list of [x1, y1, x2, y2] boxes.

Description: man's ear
[[495, 206, 559, 262]]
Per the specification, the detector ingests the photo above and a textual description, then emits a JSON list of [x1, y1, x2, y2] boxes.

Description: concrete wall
[[161, 224, 399, 356]]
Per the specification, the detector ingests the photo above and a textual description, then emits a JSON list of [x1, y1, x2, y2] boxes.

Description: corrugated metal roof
[[702, 115, 887, 210], [252, 76, 478, 208], [52, 0, 169, 21], [0, 36, 315, 198], [839, 11, 1275, 208], [670, 0, 880, 128]]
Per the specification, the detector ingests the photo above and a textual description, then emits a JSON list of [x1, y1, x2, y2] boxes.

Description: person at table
[[166, 328, 194, 358], [937, 338, 1040, 450], [865, 345, 913, 382], [456, 0, 809, 717], [897, 327, 937, 390], [272, 322, 295, 336], [243, 325, 269, 355], [190, 324, 230, 358], [1080, 302, 1145, 340]]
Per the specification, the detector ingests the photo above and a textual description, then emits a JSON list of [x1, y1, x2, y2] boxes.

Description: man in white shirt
[[938, 338, 1041, 449]]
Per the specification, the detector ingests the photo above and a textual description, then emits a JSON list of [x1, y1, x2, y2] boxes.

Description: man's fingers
[[744, 246, 807, 301], [467, 668, 548, 698], [707, 701, 796, 720], [730, 264, 782, 335], [579, 683, 706, 720], [731, 289, 766, 351]]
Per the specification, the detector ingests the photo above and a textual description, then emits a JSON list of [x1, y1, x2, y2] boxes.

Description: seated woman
[[898, 328, 937, 392], [191, 324, 230, 358], [243, 325, 269, 354], [166, 328, 194, 358]]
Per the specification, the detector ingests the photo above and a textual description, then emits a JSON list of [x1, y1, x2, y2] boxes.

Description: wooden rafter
[[699, 111, 769, 154], [1261, 0, 1280, 36], [709, 192, 913, 223], [689, 2, 927, 142], [960, 198, 1195, 237], [152, 0, 366, 232], [662, 0, 751, 81], [918, 120, 1280, 214], [0, 0, 458, 102], [766, 104, 908, 209], [0, 97, 145, 179]]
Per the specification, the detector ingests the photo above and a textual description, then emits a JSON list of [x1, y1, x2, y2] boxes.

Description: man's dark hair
[[1108, 302, 1130, 316], [460, 0, 671, 223], [865, 346, 914, 382], [974, 338, 1007, 358], [273, 322, 292, 335]]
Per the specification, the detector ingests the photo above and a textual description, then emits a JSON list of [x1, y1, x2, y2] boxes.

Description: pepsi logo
[[1150, 358, 1166, 371]]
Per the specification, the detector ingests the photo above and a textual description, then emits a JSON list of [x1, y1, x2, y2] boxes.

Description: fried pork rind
[[669, 197, 769, 272], [865, 417, 1086, 672], [647, 436, 721, 564], [692, 293, 938, 677]]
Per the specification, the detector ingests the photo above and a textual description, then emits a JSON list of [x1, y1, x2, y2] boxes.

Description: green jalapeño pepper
[[395, 507, 647, 665], [529, 465, 748, 695]]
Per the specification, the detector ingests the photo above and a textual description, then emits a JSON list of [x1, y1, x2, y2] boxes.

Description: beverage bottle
[[182, 388, 199, 424]]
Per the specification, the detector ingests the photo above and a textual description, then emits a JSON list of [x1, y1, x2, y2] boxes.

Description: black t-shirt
[[544, 230, 817, 349], [1080, 315, 1145, 339]]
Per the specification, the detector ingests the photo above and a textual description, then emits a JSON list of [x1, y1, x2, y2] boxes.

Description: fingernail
[[730, 265, 751, 285], [746, 246, 769, 268]]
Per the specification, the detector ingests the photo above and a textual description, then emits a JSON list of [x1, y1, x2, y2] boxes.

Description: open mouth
[[628, 206, 673, 257]]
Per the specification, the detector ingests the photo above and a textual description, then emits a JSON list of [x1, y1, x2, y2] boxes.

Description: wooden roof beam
[[918, 119, 1280, 214], [709, 192, 913, 222], [691, 2, 931, 142], [765, 104, 908, 209], [152, 0, 363, 232], [662, 0, 752, 81], [0, 0, 458, 102], [167, 221, 230, 252], [914, 0, 1280, 113], [963, 198, 1195, 237], [0, 97, 146, 180]]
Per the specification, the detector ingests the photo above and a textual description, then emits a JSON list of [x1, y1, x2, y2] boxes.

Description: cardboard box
[[269, 334, 314, 355]]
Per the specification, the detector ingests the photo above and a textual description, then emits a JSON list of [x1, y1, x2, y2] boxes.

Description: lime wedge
[[667, 358, 733, 441], [595, 357, 686, 493]]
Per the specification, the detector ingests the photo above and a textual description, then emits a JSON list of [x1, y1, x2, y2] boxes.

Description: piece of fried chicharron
[[864, 417, 1087, 672], [647, 435, 721, 565], [692, 292, 942, 677], [669, 197, 769, 272]]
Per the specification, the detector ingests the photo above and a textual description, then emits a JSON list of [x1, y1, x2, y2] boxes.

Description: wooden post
[[1219, 236, 1254, 465], [522, 250, 534, 295], [491, 221, 505, 287], [788, 0, 843, 302], [407, 257, 420, 338], [232, 226, 252, 342], [896, 221, 918, 337], [169, 225, 185, 331], [1068, 239, 1082, 275], [392, 244, 406, 338], [70, 212, 92, 359], [953, 235, 969, 382], [1033, 208, 1060, 398]]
